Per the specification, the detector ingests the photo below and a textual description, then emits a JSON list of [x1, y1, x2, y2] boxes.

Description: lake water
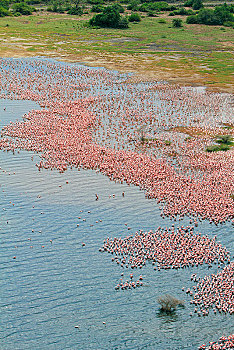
[[0, 88, 233, 348]]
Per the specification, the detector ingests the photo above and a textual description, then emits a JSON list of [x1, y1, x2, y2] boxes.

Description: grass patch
[[206, 135, 234, 152], [0, 12, 233, 91]]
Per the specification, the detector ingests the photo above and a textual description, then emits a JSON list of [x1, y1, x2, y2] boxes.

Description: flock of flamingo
[[190, 262, 233, 316], [199, 334, 234, 350], [0, 58, 233, 348]]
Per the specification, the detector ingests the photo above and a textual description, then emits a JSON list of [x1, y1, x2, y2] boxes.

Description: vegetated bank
[[0, 0, 233, 92]]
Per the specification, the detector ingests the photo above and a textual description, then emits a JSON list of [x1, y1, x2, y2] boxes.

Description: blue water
[[0, 100, 233, 349]]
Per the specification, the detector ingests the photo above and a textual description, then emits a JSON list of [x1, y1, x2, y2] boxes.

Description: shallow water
[[0, 96, 233, 349]]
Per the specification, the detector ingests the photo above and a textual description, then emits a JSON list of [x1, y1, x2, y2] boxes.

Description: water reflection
[[157, 310, 179, 324]]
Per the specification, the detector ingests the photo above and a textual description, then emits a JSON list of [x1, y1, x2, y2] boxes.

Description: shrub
[[147, 10, 156, 17], [172, 7, 195, 16], [118, 16, 129, 28], [187, 4, 234, 26], [0, 0, 9, 9], [176, 7, 188, 15], [158, 294, 184, 313], [206, 135, 233, 152], [187, 9, 195, 15], [12, 2, 34, 15], [197, 8, 220, 25], [127, 0, 139, 11], [206, 144, 230, 152], [68, 6, 83, 15], [224, 21, 234, 28], [184, 0, 193, 7], [89, 6, 129, 28], [158, 18, 166, 23], [128, 12, 141, 22], [47, 1, 64, 13], [87, 0, 103, 4], [216, 134, 233, 145], [184, 0, 203, 10], [25, 0, 41, 4], [112, 3, 124, 13], [192, 0, 203, 11], [186, 14, 198, 23], [64, 4, 71, 11], [91, 4, 104, 12], [0, 5, 10, 16], [172, 18, 183, 27], [214, 4, 234, 24], [138, 2, 173, 13]]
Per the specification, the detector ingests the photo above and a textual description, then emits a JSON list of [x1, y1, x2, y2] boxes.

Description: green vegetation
[[0, 0, 9, 10], [89, 5, 128, 28], [164, 140, 171, 146], [222, 125, 233, 130], [192, 0, 203, 11], [158, 18, 166, 23], [0, 0, 233, 91], [184, 0, 203, 10], [216, 135, 234, 145], [0, 0, 35, 16], [138, 2, 176, 14], [172, 18, 183, 27], [67, 6, 83, 15], [0, 0, 232, 29], [91, 4, 104, 12], [187, 3, 234, 26], [12, 2, 35, 15], [169, 7, 195, 17], [0, 6, 10, 17], [206, 135, 234, 152], [128, 12, 141, 22]]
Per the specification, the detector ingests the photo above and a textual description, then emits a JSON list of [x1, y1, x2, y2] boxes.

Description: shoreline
[[0, 50, 233, 94]]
